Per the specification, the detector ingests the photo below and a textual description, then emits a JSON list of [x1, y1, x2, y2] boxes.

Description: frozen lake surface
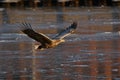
[[0, 7, 120, 80]]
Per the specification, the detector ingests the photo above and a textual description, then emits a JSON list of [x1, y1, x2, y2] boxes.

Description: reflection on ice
[[3, 32, 118, 42], [104, 21, 120, 24], [1, 31, 119, 43], [67, 31, 120, 41], [0, 33, 34, 42], [0, 8, 120, 80]]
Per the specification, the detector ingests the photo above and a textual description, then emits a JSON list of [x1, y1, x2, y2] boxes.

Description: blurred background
[[0, 0, 120, 80], [0, 0, 120, 8]]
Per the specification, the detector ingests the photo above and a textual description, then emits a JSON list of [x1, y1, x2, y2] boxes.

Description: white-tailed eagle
[[20, 22, 77, 50]]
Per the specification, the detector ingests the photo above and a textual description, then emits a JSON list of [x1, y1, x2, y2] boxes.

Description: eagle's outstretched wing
[[20, 22, 52, 45], [53, 22, 77, 39]]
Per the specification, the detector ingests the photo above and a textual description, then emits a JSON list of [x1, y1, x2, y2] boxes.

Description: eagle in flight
[[20, 22, 77, 50]]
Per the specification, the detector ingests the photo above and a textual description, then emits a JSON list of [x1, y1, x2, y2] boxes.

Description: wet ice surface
[[0, 32, 120, 80], [0, 8, 120, 80], [0, 31, 120, 41]]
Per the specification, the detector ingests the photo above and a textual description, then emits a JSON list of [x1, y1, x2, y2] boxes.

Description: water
[[0, 33, 120, 80], [0, 7, 120, 80]]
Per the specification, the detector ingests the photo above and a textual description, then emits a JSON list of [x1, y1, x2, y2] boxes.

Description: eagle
[[20, 22, 77, 50]]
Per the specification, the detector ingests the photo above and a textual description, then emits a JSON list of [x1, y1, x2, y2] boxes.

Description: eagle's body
[[20, 22, 77, 50]]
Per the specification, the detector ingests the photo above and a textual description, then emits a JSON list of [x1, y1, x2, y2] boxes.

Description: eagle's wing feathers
[[20, 22, 52, 44], [53, 22, 77, 39]]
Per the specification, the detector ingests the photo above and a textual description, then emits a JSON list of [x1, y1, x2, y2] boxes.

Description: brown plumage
[[20, 22, 77, 50]]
